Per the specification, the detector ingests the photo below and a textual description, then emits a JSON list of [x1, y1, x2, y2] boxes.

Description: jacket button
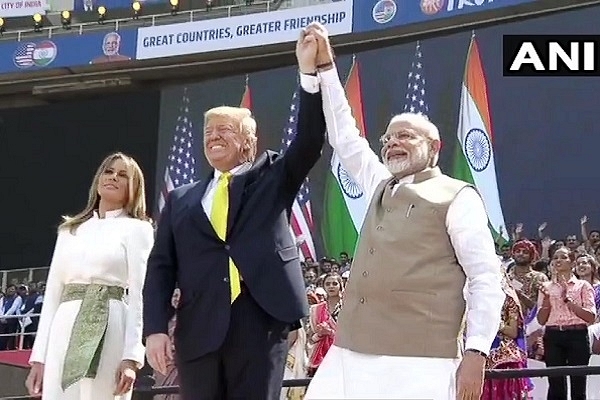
[[223, 277, 229, 283], [385, 208, 392, 213], [359, 297, 365, 304], [369, 248, 375, 254], [362, 271, 368, 277], [376, 225, 383, 231], [224, 244, 230, 250]]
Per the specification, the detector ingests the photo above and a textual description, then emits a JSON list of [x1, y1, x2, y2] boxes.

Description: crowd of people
[[3, 20, 597, 400]]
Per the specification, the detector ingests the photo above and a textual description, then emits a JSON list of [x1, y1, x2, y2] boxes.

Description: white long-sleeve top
[[29, 209, 154, 366], [299, 68, 504, 355]]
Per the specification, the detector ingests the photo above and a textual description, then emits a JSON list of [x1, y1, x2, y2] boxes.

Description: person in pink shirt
[[537, 246, 596, 400]]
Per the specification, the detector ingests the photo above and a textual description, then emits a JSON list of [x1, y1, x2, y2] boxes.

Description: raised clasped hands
[[295, 22, 335, 74]]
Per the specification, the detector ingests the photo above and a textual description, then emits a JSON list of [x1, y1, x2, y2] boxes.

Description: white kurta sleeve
[[446, 187, 505, 355], [29, 230, 67, 364], [299, 68, 392, 202], [122, 220, 154, 366]]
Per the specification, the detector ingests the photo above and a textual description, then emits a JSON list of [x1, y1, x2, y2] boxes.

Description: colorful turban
[[512, 239, 539, 261]]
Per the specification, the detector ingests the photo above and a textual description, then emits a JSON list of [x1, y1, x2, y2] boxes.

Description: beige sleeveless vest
[[335, 167, 471, 358]]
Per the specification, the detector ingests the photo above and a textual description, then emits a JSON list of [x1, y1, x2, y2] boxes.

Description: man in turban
[[507, 239, 548, 318]]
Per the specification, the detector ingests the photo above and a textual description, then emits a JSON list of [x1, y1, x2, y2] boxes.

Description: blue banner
[[353, 0, 540, 33], [0, 28, 137, 74]]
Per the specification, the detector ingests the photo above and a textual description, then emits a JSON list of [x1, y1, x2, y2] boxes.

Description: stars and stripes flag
[[14, 43, 36, 68], [157, 88, 197, 215], [404, 41, 430, 115], [280, 88, 317, 260]]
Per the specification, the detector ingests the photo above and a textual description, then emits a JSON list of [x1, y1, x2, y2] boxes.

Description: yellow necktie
[[210, 172, 241, 304]]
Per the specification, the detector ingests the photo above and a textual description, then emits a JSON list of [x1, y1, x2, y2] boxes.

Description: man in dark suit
[[143, 29, 325, 400]]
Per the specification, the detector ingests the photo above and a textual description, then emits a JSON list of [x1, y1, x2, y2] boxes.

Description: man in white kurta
[[299, 23, 505, 400]]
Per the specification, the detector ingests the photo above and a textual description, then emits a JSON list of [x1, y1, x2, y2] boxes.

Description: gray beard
[[384, 147, 429, 177]]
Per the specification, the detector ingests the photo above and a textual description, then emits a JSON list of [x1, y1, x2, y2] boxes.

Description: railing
[[3, 365, 600, 400], [1, 267, 49, 293], [0, 314, 41, 351], [0, 0, 333, 42]]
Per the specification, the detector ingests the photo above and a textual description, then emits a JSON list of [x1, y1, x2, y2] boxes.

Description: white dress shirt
[[299, 68, 504, 356], [201, 162, 251, 216]]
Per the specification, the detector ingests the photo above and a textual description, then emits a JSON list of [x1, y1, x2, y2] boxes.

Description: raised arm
[[280, 28, 326, 196], [447, 187, 505, 355], [301, 23, 391, 203]]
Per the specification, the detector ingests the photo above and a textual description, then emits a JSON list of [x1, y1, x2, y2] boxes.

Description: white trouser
[[304, 345, 459, 400]]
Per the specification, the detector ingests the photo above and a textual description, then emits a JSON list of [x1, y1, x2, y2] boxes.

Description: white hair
[[386, 112, 440, 141], [384, 112, 441, 167]]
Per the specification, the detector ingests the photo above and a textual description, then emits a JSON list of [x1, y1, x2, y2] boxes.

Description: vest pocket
[[276, 245, 299, 262]]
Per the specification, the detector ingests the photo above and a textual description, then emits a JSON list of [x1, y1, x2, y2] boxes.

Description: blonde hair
[[59, 152, 149, 234], [204, 106, 258, 163]]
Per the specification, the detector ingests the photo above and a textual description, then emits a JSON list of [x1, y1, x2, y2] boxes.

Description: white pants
[[304, 345, 459, 399]]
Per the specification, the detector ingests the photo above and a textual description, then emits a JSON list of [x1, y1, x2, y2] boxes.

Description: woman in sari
[[306, 273, 342, 377], [482, 271, 533, 400]]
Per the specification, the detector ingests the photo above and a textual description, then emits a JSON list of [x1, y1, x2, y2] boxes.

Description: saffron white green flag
[[452, 36, 508, 242], [321, 58, 370, 257]]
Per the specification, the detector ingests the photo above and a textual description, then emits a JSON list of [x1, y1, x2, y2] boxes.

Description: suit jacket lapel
[[187, 172, 216, 238], [227, 154, 269, 234]]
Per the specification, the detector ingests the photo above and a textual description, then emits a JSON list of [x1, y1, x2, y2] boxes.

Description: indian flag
[[240, 74, 252, 109], [452, 36, 508, 241], [321, 58, 370, 257]]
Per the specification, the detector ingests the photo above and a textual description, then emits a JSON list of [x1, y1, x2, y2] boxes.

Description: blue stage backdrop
[[353, 0, 539, 33], [156, 4, 600, 257], [0, 28, 137, 74]]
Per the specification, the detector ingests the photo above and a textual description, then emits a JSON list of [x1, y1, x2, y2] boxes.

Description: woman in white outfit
[[25, 152, 154, 399]]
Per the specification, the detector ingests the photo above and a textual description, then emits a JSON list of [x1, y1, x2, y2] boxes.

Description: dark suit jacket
[[143, 88, 325, 361]]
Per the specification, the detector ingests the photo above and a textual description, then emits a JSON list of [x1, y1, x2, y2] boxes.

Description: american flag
[[280, 88, 316, 260], [14, 43, 35, 68], [404, 41, 430, 115], [157, 88, 197, 214]]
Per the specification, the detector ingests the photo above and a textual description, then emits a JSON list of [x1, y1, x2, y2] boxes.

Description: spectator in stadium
[[21, 283, 43, 349], [574, 253, 600, 318], [306, 273, 342, 377], [0, 284, 23, 350], [508, 239, 548, 318], [301, 22, 504, 400], [25, 152, 154, 400], [142, 29, 326, 400], [537, 246, 596, 400], [281, 320, 308, 400], [481, 271, 532, 399]]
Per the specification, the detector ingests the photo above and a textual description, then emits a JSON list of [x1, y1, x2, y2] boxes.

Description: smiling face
[[551, 247, 574, 274], [379, 113, 441, 179], [96, 157, 130, 207], [576, 255, 593, 277], [203, 106, 257, 172]]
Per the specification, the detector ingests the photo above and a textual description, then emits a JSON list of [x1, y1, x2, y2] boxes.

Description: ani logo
[[337, 163, 363, 199], [372, 0, 397, 24], [420, 0, 445, 15], [464, 128, 491, 172]]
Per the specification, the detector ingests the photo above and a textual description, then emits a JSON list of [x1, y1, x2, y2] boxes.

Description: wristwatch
[[465, 349, 487, 358]]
